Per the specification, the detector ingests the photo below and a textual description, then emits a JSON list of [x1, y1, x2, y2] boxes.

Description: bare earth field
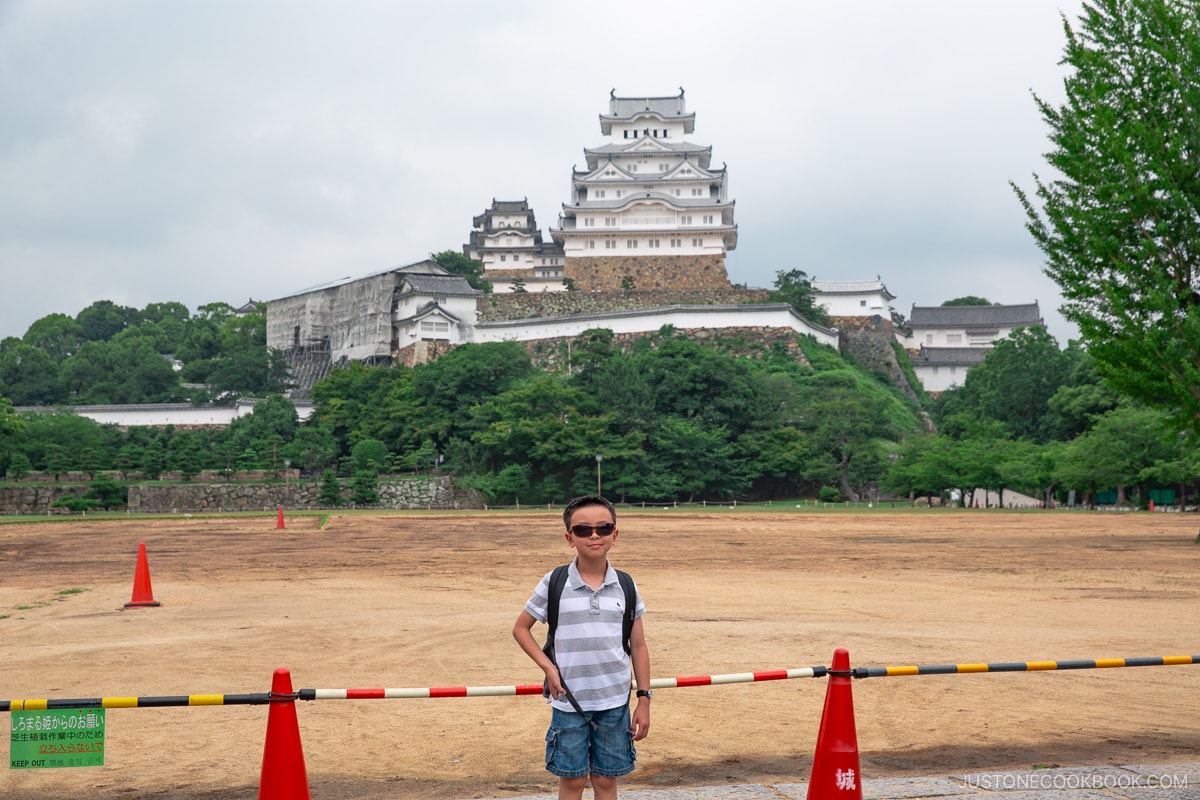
[[2, 508, 1198, 800]]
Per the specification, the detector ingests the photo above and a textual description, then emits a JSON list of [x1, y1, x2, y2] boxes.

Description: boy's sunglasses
[[570, 523, 616, 538]]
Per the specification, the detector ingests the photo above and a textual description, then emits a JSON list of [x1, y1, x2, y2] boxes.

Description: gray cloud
[[0, 0, 1085, 344]]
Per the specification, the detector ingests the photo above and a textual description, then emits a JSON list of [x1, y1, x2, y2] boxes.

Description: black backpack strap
[[616, 569, 637, 655], [544, 564, 570, 648], [541, 564, 597, 729]]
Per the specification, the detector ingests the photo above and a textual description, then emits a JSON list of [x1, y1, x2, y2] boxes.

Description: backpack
[[540, 564, 638, 726]]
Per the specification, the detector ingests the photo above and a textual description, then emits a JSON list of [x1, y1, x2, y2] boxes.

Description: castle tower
[[464, 199, 566, 293], [552, 88, 737, 291]]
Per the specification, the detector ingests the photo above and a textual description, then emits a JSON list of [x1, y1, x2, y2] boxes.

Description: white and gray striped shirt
[[525, 559, 646, 712]]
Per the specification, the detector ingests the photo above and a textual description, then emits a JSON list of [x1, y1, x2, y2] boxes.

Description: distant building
[[900, 302, 1044, 392], [551, 88, 737, 292], [266, 260, 483, 381], [463, 199, 566, 293], [812, 278, 896, 318]]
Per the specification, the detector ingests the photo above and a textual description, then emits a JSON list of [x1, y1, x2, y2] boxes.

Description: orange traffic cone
[[124, 542, 160, 608], [258, 668, 310, 800], [807, 648, 863, 800], [276, 506, 285, 529]]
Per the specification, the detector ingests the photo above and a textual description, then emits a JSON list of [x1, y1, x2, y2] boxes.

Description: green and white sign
[[10, 708, 105, 769]]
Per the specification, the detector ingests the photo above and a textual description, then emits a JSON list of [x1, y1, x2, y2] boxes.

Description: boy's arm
[[629, 615, 651, 740], [512, 609, 566, 699]]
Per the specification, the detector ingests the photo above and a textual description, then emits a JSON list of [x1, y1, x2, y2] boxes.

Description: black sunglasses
[[570, 523, 616, 538]]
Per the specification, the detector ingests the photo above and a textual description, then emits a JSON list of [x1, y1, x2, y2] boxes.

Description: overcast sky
[[0, 0, 1088, 345]]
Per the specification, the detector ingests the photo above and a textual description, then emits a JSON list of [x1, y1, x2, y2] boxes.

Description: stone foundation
[[564, 254, 730, 291], [478, 287, 769, 322]]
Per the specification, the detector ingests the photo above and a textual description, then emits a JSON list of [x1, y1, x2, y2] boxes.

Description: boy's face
[[564, 502, 618, 559]]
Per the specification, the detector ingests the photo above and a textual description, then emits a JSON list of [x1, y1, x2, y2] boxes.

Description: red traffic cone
[[124, 542, 160, 608], [807, 648, 863, 800], [258, 668, 310, 800], [276, 506, 285, 529]]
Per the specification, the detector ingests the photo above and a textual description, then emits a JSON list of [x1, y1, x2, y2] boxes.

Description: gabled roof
[[908, 302, 1042, 329], [600, 88, 695, 133], [813, 279, 896, 301], [394, 300, 464, 327], [395, 273, 482, 299], [584, 140, 713, 169]]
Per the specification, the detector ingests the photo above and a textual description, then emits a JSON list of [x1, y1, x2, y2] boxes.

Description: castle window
[[630, 164, 637, 172], [500, 254, 506, 262], [675, 189, 681, 196], [947, 333, 962, 344], [670, 238, 681, 247], [605, 239, 616, 249], [595, 190, 606, 198], [692, 238, 702, 247], [605, 217, 616, 226], [585, 217, 595, 227], [703, 215, 714, 224], [588, 240, 596, 249], [691, 188, 703, 196], [659, 163, 667, 172], [627, 239, 637, 248], [623, 131, 629, 139], [681, 215, 692, 224]]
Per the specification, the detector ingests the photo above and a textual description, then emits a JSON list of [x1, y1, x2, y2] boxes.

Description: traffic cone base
[[124, 542, 160, 608], [258, 668, 310, 800], [807, 648, 863, 800]]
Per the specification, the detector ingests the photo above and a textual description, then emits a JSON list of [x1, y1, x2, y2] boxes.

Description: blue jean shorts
[[545, 704, 636, 778]]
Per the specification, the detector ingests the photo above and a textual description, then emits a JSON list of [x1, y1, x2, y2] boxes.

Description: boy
[[513, 495, 651, 800]]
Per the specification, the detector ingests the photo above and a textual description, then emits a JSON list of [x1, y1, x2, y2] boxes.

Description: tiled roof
[[908, 303, 1042, 328]]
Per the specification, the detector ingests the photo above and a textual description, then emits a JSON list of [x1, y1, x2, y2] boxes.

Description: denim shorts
[[545, 704, 636, 778]]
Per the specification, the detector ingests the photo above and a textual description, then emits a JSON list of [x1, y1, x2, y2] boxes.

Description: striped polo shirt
[[525, 559, 646, 712]]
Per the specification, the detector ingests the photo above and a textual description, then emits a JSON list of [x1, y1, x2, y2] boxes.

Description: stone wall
[[832, 315, 925, 406], [478, 287, 770, 322], [518, 325, 813, 372], [0, 477, 483, 515], [564, 254, 730, 291]]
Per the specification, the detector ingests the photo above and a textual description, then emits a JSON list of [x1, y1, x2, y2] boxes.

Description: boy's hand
[[543, 666, 565, 699], [631, 699, 650, 740]]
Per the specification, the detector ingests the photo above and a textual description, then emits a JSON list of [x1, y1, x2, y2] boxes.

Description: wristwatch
[[636, 689, 653, 699]]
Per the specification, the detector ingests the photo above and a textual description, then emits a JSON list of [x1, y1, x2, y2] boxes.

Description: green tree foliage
[[770, 269, 831, 326], [76, 300, 140, 342], [431, 250, 491, 293], [1013, 0, 1200, 432], [350, 470, 379, 505], [0, 341, 63, 404], [318, 469, 344, 506], [351, 439, 390, 473], [935, 327, 1072, 441], [941, 296, 992, 307]]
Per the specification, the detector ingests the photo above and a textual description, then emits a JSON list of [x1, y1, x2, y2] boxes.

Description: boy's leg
[[558, 776, 588, 800], [590, 774, 618, 800]]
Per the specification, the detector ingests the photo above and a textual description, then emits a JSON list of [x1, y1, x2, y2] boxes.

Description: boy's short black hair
[[562, 495, 616, 529]]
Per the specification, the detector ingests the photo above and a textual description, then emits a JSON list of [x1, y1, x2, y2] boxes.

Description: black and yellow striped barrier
[[852, 654, 1199, 678], [2, 693, 277, 711], [2, 655, 1196, 711]]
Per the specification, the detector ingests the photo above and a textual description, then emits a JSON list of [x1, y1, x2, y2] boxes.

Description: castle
[[267, 89, 1042, 397]]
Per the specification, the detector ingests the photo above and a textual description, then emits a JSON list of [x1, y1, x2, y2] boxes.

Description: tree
[[350, 470, 379, 505], [941, 296, 992, 307], [770, 269, 831, 326], [351, 439, 391, 473], [934, 327, 1071, 441], [318, 469, 344, 507], [431, 250, 491, 293], [1013, 0, 1200, 432]]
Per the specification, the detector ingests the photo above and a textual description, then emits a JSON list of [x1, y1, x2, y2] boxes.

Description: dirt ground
[[2, 508, 1198, 800]]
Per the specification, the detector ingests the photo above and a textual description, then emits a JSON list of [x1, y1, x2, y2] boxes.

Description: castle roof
[[813, 279, 896, 301], [908, 302, 1043, 329], [600, 88, 695, 133], [396, 273, 483, 299]]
